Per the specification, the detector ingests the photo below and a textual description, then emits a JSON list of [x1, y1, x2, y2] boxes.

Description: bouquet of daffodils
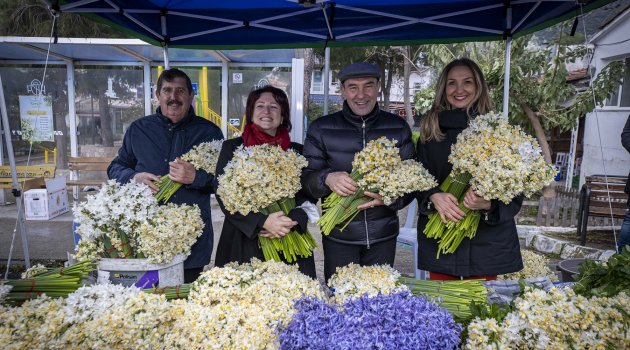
[[465, 288, 630, 349], [327, 263, 408, 304], [498, 250, 558, 281], [216, 144, 317, 263], [318, 137, 437, 235], [155, 140, 223, 203], [73, 180, 204, 263], [425, 112, 555, 257]]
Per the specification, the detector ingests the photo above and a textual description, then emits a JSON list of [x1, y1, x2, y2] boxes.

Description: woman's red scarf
[[242, 123, 291, 150]]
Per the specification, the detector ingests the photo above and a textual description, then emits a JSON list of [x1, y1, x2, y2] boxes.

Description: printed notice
[[19, 95, 54, 142]]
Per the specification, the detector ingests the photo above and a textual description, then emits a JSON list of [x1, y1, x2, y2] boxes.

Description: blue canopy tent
[[48, 0, 614, 115], [0, 0, 614, 267]]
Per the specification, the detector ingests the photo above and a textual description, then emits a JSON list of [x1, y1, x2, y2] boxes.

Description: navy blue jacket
[[108, 107, 223, 269]]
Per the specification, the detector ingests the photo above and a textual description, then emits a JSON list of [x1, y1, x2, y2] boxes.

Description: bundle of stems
[[2, 260, 95, 305], [399, 276, 487, 320], [143, 283, 191, 300], [154, 175, 180, 204], [423, 172, 474, 257], [259, 197, 317, 263], [318, 171, 369, 235]]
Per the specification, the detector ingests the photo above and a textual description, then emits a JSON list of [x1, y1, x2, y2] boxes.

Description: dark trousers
[[619, 202, 630, 253], [184, 267, 204, 284], [323, 237, 397, 282]]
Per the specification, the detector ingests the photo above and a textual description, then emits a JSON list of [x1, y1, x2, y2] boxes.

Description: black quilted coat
[[301, 102, 415, 246]]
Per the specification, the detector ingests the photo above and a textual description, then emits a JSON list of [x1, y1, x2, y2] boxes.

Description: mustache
[[167, 100, 183, 106]]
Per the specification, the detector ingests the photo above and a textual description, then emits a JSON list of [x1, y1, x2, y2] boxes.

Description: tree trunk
[[99, 94, 114, 147], [522, 104, 555, 198], [302, 48, 314, 122], [53, 94, 69, 168], [403, 46, 414, 127]]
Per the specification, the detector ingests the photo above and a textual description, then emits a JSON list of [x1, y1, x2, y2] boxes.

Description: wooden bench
[[0, 165, 56, 190], [577, 175, 628, 246], [67, 157, 114, 199]]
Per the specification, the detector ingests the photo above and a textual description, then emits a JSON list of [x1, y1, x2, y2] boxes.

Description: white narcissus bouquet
[[217, 144, 317, 263], [319, 137, 437, 235], [424, 112, 556, 257], [135, 203, 203, 264], [327, 263, 408, 304], [465, 288, 630, 350], [73, 180, 204, 264], [155, 140, 223, 203], [498, 250, 558, 281]]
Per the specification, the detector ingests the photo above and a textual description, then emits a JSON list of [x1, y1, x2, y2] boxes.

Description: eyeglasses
[[160, 87, 188, 96]]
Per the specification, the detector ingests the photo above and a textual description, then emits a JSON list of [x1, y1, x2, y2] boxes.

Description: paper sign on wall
[[19, 95, 54, 142]]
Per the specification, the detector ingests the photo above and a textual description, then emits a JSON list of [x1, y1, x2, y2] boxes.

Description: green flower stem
[[102, 235, 119, 258], [259, 198, 317, 263], [116, 228, 134, 258], [143, 283, 191, 300], [3, 260, 95, 304], [155, 175, 183, 204], [399, 276, 487, 319], [423, 172, 472, 255]]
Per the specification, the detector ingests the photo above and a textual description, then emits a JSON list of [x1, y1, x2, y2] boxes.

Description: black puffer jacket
[[302, 102, 415, 245], [416, 109, 523, 277]]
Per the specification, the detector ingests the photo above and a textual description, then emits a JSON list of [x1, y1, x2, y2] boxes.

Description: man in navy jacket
[[108, 68, 223, 282]]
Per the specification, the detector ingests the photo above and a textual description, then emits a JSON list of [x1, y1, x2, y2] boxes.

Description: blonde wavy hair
[[419, 58, 493, 143]]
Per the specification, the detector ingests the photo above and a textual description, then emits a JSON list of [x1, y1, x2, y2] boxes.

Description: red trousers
[[429, 271, 496, 281]]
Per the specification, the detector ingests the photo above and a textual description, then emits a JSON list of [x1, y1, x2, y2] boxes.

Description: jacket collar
[[341, 101, 380, 127], [156, 106, 196, 129]]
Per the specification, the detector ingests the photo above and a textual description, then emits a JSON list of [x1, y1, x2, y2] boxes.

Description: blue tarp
[[53, 0, 615, 49]]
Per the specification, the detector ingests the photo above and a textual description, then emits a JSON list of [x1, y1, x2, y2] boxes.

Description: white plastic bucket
[[97, 254, 185, 288]]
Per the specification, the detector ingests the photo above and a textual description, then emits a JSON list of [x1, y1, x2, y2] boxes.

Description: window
[[312, 70, 323, 93], [605, 57, 630, 108]]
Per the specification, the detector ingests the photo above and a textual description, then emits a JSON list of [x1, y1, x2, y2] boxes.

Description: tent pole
[[565, 117, 579, 190], [162, 45, 170, 69], [502, 37, 512, 119], [323, 47, 330, 115], [0, 72, 31, 269]]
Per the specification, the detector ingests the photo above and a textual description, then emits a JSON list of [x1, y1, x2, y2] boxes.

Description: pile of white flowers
[[181, 140, 223, 172], [354, 137, 436, 205], [498, 250, 558, 281], [328, 263, 409, 304], [217, 144, 307, 215], [449, 112, 556, 204], [73, 180, 204, 263], [184, 259, 325, 349], [0, 261, 325, 350], [465, 287, 630, 349]]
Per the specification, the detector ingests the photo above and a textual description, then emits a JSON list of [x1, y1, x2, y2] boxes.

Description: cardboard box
[[24, 177, 69, 220]]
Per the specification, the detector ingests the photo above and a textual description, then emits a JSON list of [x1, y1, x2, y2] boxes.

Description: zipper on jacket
[[362, 119, 370, 249]]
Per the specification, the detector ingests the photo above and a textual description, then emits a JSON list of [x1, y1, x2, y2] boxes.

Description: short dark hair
[[245, 85, 292, 131], [156, 68, 193, 95]]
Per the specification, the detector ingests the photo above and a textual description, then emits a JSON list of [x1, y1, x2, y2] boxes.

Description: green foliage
[[0, 0, 127, 37], [573, 247, 630, 298], [421, 26, 625, 134], [306, 101, 342, 124], [413, 87, 435, 115]]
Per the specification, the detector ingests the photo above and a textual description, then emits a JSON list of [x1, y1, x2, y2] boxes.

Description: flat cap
[[338, 62, 381, 83]]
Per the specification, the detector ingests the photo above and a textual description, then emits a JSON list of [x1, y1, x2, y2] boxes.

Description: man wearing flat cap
[[302, 62, 415, 282]]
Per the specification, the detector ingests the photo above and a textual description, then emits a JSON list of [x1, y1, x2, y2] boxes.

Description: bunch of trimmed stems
[[143, 283, 191, 300], [399, 276, 487, 320], [2, 260, 94, 305]]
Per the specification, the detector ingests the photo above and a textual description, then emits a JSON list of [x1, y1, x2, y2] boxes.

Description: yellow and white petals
[[217, 144, 307, 215], [450, 112, 556, 204]]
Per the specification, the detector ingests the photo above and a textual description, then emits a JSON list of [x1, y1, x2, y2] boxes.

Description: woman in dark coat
[[416, 58, 523, 280], [214, 86, 317, 279]]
